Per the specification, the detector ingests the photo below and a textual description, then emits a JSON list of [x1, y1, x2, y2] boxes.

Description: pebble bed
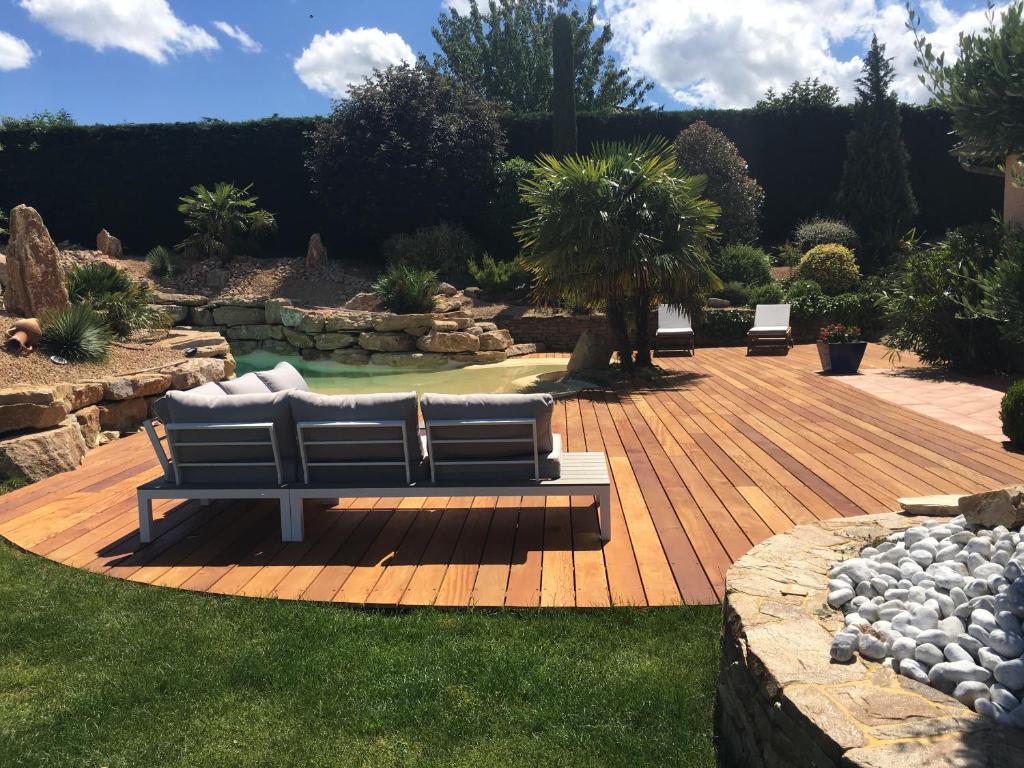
[[829, 514, 1024, 727]]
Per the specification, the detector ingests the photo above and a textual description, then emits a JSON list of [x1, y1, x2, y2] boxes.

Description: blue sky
[[0, 0, 1001, 125]]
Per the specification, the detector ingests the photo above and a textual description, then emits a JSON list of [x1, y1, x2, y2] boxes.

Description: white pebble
[[953, 680, 991, 708], [915, 643, 944, 667], [899, 658, 931, 683], [994, 659, 1024, 689]]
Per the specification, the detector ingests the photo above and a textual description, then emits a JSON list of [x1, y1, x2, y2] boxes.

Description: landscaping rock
[[463, 286, 482, 299], [152, 291, 207, 306], [476, 321, 497, 332], [960, 487, 1024, 529], [567, 330, 613, 374], [188, 306, 215, 326], [260, 339, 296, 356], [465, 325, 484, 336], [0, 254, 7, 291], [417, 330, 479, 354], [0, 398, 69, 435], [282, 327, 315, 349], [314, 332, 356, 350], [324, 311, 379, 332], [225, 324, 275, 341], [165, 358, 228, 390], [359, 331, 417, 353], [479, 329, 513, 351], [434, 295, 471, 313], [156, 304, 189, 324], [306, 233, 328, 270], [374, 313, 435, 333], [431, 319, 459, 332], [61, 382, 104, 410], [342, 292, 381, 311], [96, 228, 123, 258], [231, 340, 259, 355], [331, 348, 371, 365], [899, 495, 965, 516], [4, 204, 70, 317], [99, 373, 171, 401], [506, 343, 538, 357], [437, 282, 458, 297], [452, 350, 508, 365], [75, 405, 101, 448], [98, 398, 148, 432], [212, 305, 266, 326], [264, 298, 292, 325], [369, 352, 449, 368], [0, 416, 87, 482], [707, 297, 730, 308]]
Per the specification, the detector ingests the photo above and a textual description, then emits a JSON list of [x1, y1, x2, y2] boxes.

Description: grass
[[0, 540, 721, 768]]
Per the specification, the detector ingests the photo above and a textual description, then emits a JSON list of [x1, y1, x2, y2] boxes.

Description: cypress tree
[[551, 13, 577, 156], [838, 35, 917, 273]]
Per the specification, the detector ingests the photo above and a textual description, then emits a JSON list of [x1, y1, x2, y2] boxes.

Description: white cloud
[[443, 0, 474, 13], [294, 27, 415, 99], [603, 0, 1006, 107], [19, 0, 218, 64], [212, 21, 261, 53], [0, 30, 34, 71]]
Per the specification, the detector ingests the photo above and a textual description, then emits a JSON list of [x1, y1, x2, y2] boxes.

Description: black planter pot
[[817, 340, 867, 374]]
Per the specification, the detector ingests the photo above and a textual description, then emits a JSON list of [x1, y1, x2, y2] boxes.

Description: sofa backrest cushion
[[162, 390, 297, 484], [218, 372, 273, 395], [419, 393, 554, 455], [255, 361, 310, 392]]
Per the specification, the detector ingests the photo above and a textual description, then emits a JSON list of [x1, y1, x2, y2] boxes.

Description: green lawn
[[0, 541, 720, 767]]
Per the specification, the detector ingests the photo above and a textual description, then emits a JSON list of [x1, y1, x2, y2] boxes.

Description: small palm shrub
[[712, 244, 772, 286], [372, 264, 439, 314], [797, 244, 860, 295], [40, 303, 111, 362], [1001, 380, 1024, 446], [467, 253, 529, 294], [748, 282, 785, 306], [382, 222, 476, 279], [715, 281, 751, 307], [64, 262, 169, 339], [146, 245, 178, 277], [177, 182, 276, 262], [794, 218, 859, 252]]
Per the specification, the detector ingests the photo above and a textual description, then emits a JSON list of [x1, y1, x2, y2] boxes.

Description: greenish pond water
[[234, 352, 570, 396]]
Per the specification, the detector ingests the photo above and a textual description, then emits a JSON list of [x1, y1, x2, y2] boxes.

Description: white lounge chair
[[747, 303, 793, 354], [655, 305, 695, 355]]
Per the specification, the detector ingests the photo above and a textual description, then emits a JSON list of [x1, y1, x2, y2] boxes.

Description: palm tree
[[516, 138, 720, 370], [177, 182, 277, 261]]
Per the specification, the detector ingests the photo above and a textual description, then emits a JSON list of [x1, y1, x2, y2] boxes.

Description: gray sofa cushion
[[151, 380, 224, 423], [163, 390, 297, 484], [419, 393, 554, 452], [255, 361, 309, 392], [289, 390, 422, 469], [218, 372, 272, 395]]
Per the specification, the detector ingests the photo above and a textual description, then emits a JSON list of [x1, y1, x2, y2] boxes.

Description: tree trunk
[[606, 301, 633, 371], [634, 294, 653, 368]]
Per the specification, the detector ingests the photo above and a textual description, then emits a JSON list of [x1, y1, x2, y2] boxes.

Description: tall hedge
[[0, 107, 1001, 256]]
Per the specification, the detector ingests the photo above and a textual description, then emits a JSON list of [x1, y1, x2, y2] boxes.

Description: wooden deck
[[2, 344, 1022, 608]]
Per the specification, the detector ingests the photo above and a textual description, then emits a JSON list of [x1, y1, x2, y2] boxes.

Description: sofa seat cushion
[[218, 372, 273, 395], [163, 390, 297, 484], [255, 361, 309, 392], [419, 393, 555, 455]]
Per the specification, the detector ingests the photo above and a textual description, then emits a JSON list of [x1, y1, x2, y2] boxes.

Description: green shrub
[[372, 264, 439, 314], [773, 242, 801, 267], [793, 218, 859, 252], [789, 291, 883, 341], [482, 158, 534, 258], [673, 120, 764, 244], [796, 244, 860, 295], [1001, 380, 1024, 446], [712, 244, 772, 286], [748, 282, 785, 306], [64, 262, 169, 339], [40, 303, 111, 362], [467, 253, 528, 294], [784, 278, 823, 299], [146, 245, 178, 277], [177, 181, 276, 262], [381, 222, 476, 280], [696, 308, 754, 345], [715, 281, 751, 307]]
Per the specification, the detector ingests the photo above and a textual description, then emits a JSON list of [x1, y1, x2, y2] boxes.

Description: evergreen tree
[[551, 13, 577, 156], [838, 35, 917, 273]]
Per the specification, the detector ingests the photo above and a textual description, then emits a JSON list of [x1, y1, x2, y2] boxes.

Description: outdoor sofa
[[139, 362, 612, 545]]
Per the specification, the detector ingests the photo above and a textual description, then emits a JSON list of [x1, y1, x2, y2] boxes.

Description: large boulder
[[314, 332, 356, 350], [959, 487, 1024, 529], [324, 311, 379, 332], [0, 386, 70, 435], [97, 398, 148, 432], [96, 228, 123, 258], [417, 331, 479, 354], [567, 330, 614, 375], [212, 305, 266, 326], [0, 417, 87, 482], [342, 292, 382, 311], [4, 205, 70, 316], [306, 233, 328, 270], [374, 313, 435, 333], [359, 331, 417, 352], [99, 373, 171, 401], [479, 329, 513, 351], [265, 298, 292, 325]]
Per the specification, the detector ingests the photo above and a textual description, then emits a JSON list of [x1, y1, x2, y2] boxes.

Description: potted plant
[[817, 323, 867, 374]]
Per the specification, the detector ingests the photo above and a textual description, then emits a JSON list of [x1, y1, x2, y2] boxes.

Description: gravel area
[[829, 514, 1024, 727]]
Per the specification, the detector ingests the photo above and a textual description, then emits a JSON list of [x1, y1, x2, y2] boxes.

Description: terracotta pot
[[5, 317, 41, 355]]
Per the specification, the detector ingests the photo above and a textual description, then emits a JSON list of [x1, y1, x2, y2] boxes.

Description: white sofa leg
[[138, 492, 154, 544], [598, 488, 612, 542]]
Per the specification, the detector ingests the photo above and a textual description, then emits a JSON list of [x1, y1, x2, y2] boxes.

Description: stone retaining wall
[[154, 294, 537, 367], [716, 512, 1024, 767], [492, 309, 610, 352], [0, 329, 233, 483]]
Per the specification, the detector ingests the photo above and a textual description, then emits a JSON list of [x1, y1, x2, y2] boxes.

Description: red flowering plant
[[818, 323, 862, 343]]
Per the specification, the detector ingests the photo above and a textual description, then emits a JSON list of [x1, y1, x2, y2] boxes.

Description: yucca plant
[[64, 262, 169, 339], [517, 137, 721, 370], [40, 303, 111, 362], [146, 245, 178, 277], [176, 182, 276, 262], [372, 264, 439, 314]]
